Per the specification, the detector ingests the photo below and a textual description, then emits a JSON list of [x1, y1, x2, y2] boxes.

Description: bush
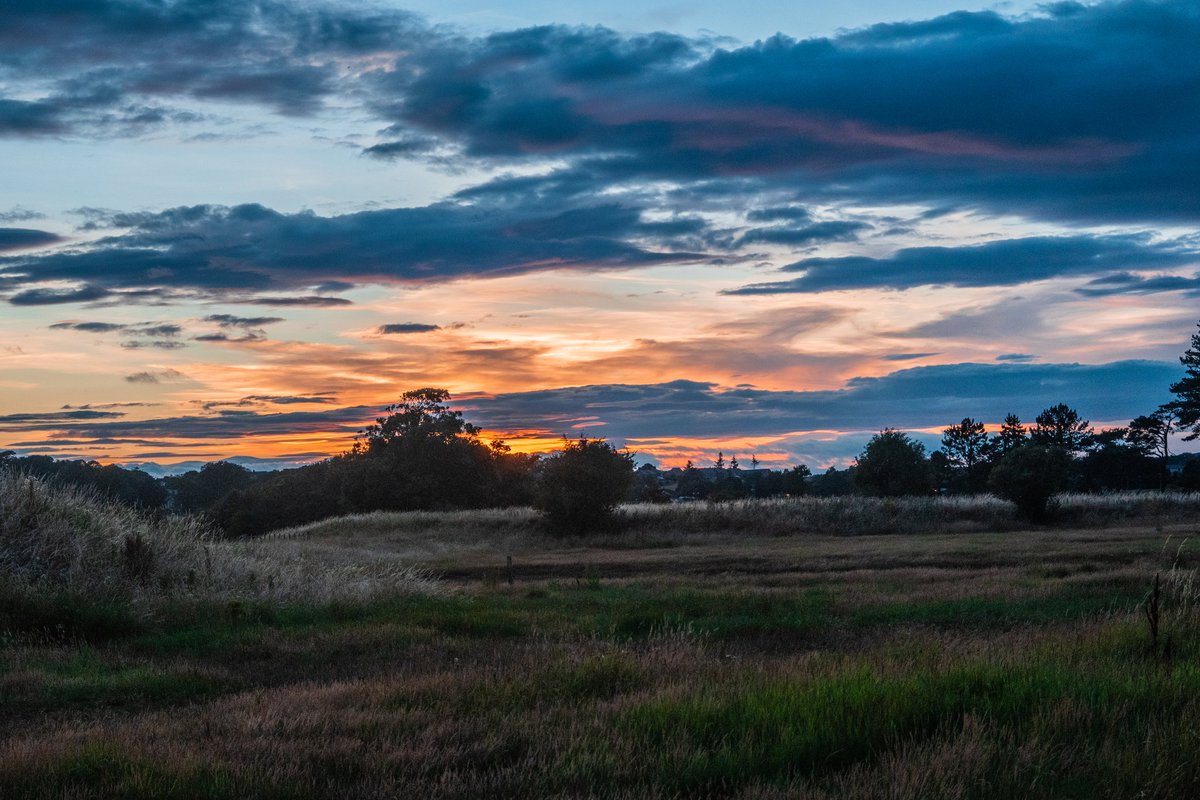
[[854, 430, 931, 497], [534, 438, 635, 532], [988, 445, 1072, 521]]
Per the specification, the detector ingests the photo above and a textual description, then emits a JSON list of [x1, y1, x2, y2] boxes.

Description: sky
[[1, 0, 1198, 472]]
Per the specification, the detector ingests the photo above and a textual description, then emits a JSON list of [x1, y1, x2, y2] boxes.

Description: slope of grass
[[0, 470, 437, 635]]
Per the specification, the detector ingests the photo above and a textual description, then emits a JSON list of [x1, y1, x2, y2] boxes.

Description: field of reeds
[[5, 471, 1200, 798]]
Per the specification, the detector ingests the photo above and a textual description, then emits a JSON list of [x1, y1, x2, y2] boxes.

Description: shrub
[[534, 438, 635, 532], [988, 445, 1072, 521], [854, 430, 931, 497]]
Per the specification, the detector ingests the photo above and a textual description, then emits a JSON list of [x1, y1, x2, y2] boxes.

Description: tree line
[[6, 321, 1200, 533], [846, 321, 1200, 518]]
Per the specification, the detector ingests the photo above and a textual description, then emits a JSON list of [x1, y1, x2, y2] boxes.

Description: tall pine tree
[[990, 413, 1028, 459], [1170, 322, 1200, 440]]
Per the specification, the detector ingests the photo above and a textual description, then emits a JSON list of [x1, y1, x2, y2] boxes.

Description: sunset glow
[[2, 0, 1197, 472]]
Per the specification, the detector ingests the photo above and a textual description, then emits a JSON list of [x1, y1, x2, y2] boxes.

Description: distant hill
[[118, 455, 322, 478]]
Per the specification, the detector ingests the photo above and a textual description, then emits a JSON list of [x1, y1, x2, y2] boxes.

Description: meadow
[[4, 473, 1200, 798]]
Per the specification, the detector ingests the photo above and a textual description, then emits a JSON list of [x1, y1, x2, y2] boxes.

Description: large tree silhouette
[[1031, 404, 1093, 453], [1169, 322, 1200, 440], [989, 414, 1028, 460], [940, 417, 989, 491], [534, 437, 635, 531], [854, 429, 930, 497]]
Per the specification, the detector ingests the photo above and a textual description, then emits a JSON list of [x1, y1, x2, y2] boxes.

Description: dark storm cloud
[[49, 321, 126, 333], [192, 331, 264, 343], [120, 340, 187, 349], [882, 353, 938, 362], [0, 0, 424, 133], [8, 286, 110, 305], [200, 394, 338, 411], [49, 320, 183, 338], [0, 409, 125, 429], [0, 98, 66, 135], [724, 235, 1199, 294], [61, 402, 157, 410], [203, 314, 284, 327], [360, 1, 1200, 224], [1076, 271, 1200, 298], [362, 133, 443, 161], [9, 361, 1179, 457], [4, 2, 1198, 225], [378, 323, 441, 335], [227, 295, 353, 307], [735, 220, 870, 247], [0, 207, 45, 222], [18, 405, 375, 440], [746, 207, 812, 224], [2, 1, 1197, 307], [123, 368, 185, 384], [0, 228, 61, 252], [0, 200, 715, 302], [460, 361, 1179, 440]]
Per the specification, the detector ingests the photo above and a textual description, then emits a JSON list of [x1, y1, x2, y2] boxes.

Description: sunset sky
[[2, 0, 1198, 472]]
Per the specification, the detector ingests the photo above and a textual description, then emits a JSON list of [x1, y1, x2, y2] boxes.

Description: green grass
[[1, 647, 234, 710], [6, 742, 304, 800], [848, 590, 1143, 628], [597, 653, 1200, 795], [7, 506, 1200, 798], [119, 579, 1146, 666]]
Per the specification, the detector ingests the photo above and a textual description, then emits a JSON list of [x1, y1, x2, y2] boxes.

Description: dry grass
[[7, 480, 1200, 797], [263, 491, 1200, 552], [0, 470, 437, 615]]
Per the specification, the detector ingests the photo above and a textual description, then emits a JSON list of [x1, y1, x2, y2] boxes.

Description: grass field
[[4, 479, 1200, 797]]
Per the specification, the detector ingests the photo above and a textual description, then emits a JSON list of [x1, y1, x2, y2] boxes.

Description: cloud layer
[[4, 360, 1179, 466], [3, 1, 1199, 466]]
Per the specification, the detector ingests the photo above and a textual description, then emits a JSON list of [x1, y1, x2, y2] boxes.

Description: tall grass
[[263, 490, 1200, 543], [0, 471, 436, 623], [621, 491, 1200, 536]]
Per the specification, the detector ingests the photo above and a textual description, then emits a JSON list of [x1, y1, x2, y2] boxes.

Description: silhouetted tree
[[0, 454, 166, 509], [676, 460, 710, 499], [941, 417, 989, 492], [929, 450, 953, 492], [1181, 459, 1200, 491], [1079, 428, 1158, 491], [989, 445, 1072, 522], [779, 464, 812, 495], [166, 461, 257, 514], [488, 440, 540, 507], [631, 463, 669, 503], [708, 473, 749, 503], [988, 414, 1028, 461], [854, 429, 931, 497], [216, 389, 534, 535], [534, 437, 634, 532], [810, 466, 857, 496], [1031, 404, 1093, 453], [1128, 410, 1174, 489], [354, 388, 479, 452], [1169, 321, 1200, 440]]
